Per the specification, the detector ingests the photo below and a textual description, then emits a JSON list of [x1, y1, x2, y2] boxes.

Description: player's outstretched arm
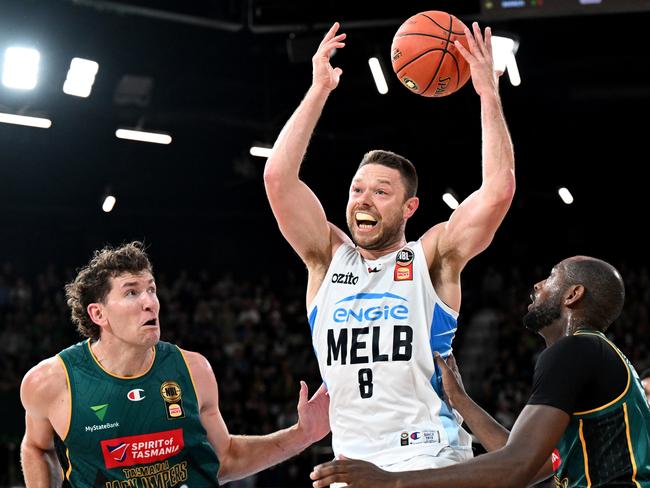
[[435, 353, 554, 485], [20, 358, 65, 487], [435, 353, 510, 451], [311, 404, 568, 488], [183, 350, 330, 484], [264, 22, 347, 268], [423, 23, 515, 291]]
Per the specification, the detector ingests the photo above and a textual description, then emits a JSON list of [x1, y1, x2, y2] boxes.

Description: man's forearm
[[218, 423, 311, 483], [264, 84, 331, 181], [21, 445, 62, 487], [480, 92, 515, 192], [453, 394, 510, 452], [394, 446, 537, 488]]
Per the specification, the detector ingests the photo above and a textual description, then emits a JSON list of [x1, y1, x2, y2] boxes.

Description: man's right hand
[[434, 352, 468, 408], [312, 22, 346, 91]]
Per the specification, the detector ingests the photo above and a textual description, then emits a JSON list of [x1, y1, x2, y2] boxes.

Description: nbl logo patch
[[160, 380, 185, 419], [400, 432, 409, 446], [394, 248, 414, 281]]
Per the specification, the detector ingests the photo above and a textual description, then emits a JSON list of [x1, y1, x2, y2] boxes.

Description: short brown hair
[[65, 242, 153, 340], [358, 149, 418, 199]]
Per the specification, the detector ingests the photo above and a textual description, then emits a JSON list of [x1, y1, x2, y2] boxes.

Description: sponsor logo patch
[[400, 431, 441, 446], [552, 448, 562, 471], [90, 404, 109, 421], [168, 403, 183, 418], [160, 381, 185, 420], [331, 272, 359, 285], [394, 248, 414, 281], [84, 421, 119, 433], [100, 428, 185, 469], [400, 432, 409, 446]]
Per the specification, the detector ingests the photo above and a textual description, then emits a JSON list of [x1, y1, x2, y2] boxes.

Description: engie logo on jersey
[[394, 248, 414, 281], [332, 292, 408, 323], [127, 389, 145, 401], [100, 429, 184, 469]]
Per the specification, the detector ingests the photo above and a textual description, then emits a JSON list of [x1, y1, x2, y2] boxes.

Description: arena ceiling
[[1, 0, 649, 268]]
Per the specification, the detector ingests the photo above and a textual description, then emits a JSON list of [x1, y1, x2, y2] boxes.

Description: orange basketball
[[391, 11, 471, 97]]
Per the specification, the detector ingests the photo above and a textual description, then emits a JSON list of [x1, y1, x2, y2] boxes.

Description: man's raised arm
[[264, 22, 346, 266]]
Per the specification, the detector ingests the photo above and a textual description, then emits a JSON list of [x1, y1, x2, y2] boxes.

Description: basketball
[[391, 11, 471, 97]]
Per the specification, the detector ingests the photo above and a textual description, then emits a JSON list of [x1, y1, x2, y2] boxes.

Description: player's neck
[[357, 238, 407, 260], [90, 339, 155, 377]]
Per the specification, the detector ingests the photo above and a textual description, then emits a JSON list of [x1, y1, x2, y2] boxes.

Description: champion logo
[[127, 388, 145, 401]]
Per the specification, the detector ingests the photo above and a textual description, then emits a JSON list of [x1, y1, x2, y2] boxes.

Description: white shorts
[[330, 447, 474, 488]]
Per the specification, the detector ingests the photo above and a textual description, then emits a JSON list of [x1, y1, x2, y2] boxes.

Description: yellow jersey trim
[[623, 402, 641, 488], [578, 418, 592, 487], [177, 347, 201, 407], [56, 354, 72, 441], [65, 447, 72, 480], [573, 331, 630, 415]]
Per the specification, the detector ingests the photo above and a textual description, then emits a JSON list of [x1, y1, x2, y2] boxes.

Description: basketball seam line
[[421, 14, 454, 95], [394, 48, 449, 81], [395, 33, 457, 43], [419, 13, 465, 36]]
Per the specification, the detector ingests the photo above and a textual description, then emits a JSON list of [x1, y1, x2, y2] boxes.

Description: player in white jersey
[[264, 20, 515, 474]]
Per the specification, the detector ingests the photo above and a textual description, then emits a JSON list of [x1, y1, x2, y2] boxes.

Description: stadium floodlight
[[368, 57, 388, 95], [442, 192, 460, 210], [102, 195, 116, 213], [3, 47, 40, 90], [492, 35, 520, 86], [249, 146, 273, 158], [558, 187, 574, 205], [63, 57, 99, 98], [115, 129, 172, 145], [0, 112, 51, 128]]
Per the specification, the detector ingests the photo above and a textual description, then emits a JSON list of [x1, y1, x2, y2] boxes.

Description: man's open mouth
[[355, 211, 378, 229]]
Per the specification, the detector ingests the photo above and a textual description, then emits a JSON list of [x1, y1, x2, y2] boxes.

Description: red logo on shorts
[[100, 429, 184, 469], [551, 448, 562, 471]]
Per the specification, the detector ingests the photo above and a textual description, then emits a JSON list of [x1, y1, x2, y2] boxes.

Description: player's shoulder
[[178, 348, 213, 376], [420, 223, 451, 264], [21, 355, 67, 408], [421, 222, 446, 244], [557, 332, 604, 349], [540, 333, 603, 364]]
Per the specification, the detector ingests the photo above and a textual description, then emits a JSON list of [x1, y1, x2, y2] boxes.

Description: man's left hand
[[297, 381, 330, 443]]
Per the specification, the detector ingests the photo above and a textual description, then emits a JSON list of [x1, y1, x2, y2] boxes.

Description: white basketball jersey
[[309, 240, 472, 466]]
